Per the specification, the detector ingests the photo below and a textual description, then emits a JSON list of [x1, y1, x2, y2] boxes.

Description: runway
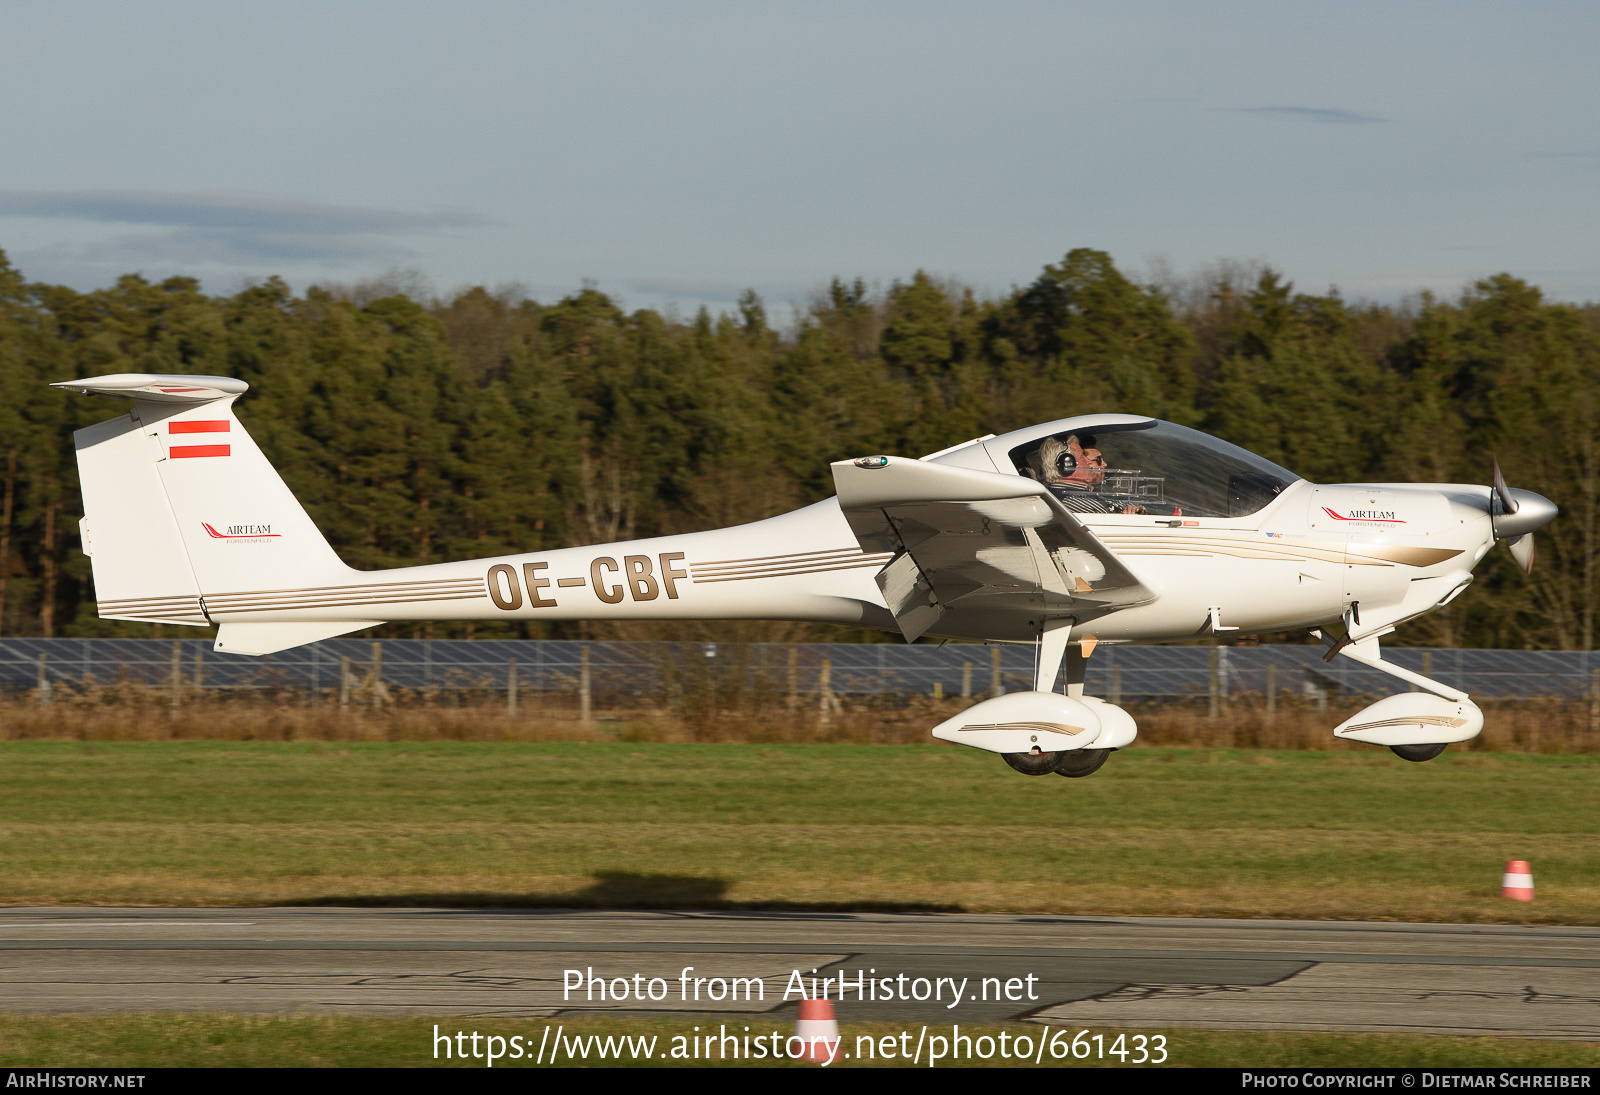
[[0, 908, 1596, 1039]]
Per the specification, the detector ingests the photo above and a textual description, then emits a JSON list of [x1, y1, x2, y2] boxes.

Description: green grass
[[0, 742, 1596, 920], [0, 1014, 1595, 1068]]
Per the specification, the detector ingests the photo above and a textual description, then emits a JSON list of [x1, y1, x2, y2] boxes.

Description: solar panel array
[[3, 638, 1597, 702]]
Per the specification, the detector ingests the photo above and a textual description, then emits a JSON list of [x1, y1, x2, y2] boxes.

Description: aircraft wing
[[831, 455, 1157, 642]]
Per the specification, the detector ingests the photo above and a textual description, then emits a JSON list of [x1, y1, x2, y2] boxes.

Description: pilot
[[1039, 434, 1149, 515]]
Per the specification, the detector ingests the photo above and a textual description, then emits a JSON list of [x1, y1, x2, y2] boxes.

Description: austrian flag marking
[[168, 420, 231, 458]]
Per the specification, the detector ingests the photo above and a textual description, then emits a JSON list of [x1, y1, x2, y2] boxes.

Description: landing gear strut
[[997, 622, 1126, 779]]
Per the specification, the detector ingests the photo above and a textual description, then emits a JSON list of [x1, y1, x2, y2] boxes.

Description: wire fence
[[4, 638, 1600, 705]]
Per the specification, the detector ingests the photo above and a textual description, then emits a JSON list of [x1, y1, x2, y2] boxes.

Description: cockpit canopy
[[1005, 419, 1300, 518]]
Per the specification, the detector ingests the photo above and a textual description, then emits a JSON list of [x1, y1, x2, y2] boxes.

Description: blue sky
[[1, 0, 1596, 313]]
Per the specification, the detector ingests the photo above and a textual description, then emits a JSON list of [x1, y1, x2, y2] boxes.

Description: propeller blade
[[1493, 459, 1520, 517], [1508, 534, 1535, 574]]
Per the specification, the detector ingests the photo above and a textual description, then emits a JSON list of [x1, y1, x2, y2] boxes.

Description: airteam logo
[[202, 523, 280, 539], [1320, 506, 1405, 524]]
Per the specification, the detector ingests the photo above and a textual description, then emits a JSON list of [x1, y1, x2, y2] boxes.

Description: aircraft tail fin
[[60, 373, 360, 649]]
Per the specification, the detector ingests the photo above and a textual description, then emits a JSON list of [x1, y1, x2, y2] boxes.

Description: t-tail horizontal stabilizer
[[52, 373, 247, 404]]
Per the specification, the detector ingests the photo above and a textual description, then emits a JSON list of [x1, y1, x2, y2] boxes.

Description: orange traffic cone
[[1502, 860, 1534, 902], [796, 997, 841, 1064]]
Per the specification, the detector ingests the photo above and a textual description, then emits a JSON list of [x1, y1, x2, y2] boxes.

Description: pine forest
[[2, 247, 1597, 650]]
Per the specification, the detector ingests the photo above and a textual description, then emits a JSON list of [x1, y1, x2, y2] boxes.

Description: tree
[[984, 249, 1196, 430], [1205, 271, 1393, 484]]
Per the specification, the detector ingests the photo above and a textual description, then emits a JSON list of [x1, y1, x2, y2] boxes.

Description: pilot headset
[[1054, 434, 1097, 476]]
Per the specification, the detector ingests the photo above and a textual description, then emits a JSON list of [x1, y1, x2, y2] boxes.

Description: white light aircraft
[[56, 372, 1557, 774]]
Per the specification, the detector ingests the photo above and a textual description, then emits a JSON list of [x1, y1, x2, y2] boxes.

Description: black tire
[[1056, 749, 1112, 778], [1003, 751, 1065, 775], [1390, 743, 1448, 762]]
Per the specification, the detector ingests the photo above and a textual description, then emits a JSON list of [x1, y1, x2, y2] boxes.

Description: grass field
[[1, 741, 1595, 921], [1, 1014, 1597, 1069], [6, 692, 1596, 754]]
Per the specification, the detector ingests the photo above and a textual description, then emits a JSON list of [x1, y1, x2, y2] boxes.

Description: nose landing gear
[[1324, 636, 1483, 759]]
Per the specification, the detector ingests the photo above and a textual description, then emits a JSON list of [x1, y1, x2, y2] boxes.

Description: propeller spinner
[[1491, 459, 1558, 573]]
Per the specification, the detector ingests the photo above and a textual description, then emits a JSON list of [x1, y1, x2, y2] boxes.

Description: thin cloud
[[24, 228, 417, 267], [0, 189, 490, 274], [0, 189, 488, 234], [1223, 106, 1387, 124]]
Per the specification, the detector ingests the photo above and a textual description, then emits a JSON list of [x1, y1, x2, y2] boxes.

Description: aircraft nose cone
[[1494, 489, 1559, 539]]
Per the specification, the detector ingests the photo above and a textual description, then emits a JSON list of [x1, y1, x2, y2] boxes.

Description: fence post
[[169, 640, 182, 711], [579, 644, 592, 724], [818, 658, 841, 726], [368, 641, 392, 709], [193, 651, 204, 699], [787, 648, 799, 710], [1208, 647, 1221, 719], [339, 657, 352, 708], [991, 646, 1003, 697], [1110, 664, 1122, 707], [1580, 665, 1593, 736], [507, 657, 518, 718], [933, 680, 943, 700], [961, 662, 972, 699], [1266, 662, 1277, 723], [35, 653, 50, 706]]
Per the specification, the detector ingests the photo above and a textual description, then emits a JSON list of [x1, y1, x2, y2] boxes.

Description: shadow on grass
[[294, 870, 964, 913]]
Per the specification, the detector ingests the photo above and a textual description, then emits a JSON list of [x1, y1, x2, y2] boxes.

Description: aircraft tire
[[1003, 751, 1066, 775], [1390, 743, 1448, 762], [1055, 749, 1111, 778]]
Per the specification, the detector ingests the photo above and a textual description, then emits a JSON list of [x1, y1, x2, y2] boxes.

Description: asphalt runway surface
[[1, 908, 1596, 1039]]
